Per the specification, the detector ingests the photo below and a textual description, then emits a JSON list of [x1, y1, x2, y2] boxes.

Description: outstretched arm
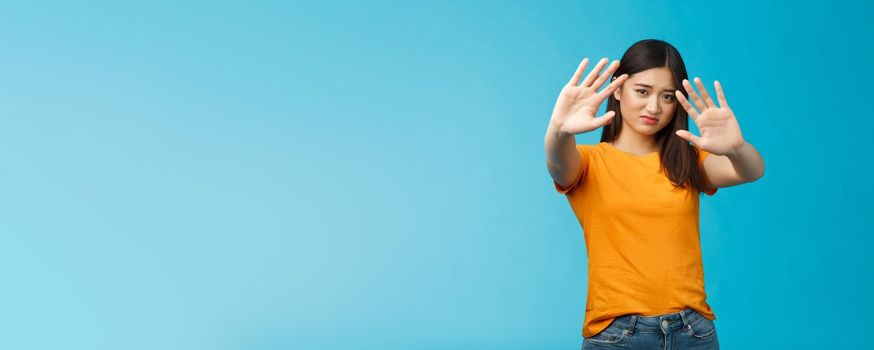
[[545, 57, 627, 188], [674, 77, 765, 187]]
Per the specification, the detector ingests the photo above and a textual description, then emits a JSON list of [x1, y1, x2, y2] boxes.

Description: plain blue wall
[[0, 1, 870, 349]]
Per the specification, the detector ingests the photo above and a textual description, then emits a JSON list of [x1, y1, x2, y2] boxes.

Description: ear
[[612, 79, 623, 101]]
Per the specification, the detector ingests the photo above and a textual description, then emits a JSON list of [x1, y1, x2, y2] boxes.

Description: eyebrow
[[633, 83, 676, 92]]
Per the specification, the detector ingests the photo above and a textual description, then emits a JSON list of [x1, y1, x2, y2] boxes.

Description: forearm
[[544, 121, 578, 170], [726, 142, 765, 182]]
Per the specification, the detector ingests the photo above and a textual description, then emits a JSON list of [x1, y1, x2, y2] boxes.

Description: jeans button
[[661, 320, 668, 327]]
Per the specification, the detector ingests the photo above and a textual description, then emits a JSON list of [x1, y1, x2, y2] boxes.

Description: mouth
[[640, 115, 659, 125]]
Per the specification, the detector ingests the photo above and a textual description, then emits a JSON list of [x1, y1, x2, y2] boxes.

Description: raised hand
[[550, 57, 628, 135], [674, 77, 746, 156]]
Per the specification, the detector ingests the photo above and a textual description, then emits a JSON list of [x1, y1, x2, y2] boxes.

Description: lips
[[640, 115, 658, 124]]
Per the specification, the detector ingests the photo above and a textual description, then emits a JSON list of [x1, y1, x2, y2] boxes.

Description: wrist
[[548, 119, 569, 135], [726, 140, 748, 159]]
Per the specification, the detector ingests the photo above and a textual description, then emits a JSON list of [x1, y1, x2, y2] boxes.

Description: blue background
[[0, 1, 870, 349]]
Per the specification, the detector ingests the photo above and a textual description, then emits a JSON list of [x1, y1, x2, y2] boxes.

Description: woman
[[544, 39, 764, 349]]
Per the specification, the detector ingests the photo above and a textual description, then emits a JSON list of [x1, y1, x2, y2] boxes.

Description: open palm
[[674, 77, 746, 156], [551, 58, 628, 135]]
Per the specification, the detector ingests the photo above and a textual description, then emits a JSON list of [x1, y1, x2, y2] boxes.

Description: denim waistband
[[609, 307, 706, 335]]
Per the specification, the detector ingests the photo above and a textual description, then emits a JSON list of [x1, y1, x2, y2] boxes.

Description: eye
[[635, 89, 649, 96], [661, 94, 676, 103]]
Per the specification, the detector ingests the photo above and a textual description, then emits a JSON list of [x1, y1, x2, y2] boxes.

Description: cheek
[[659, 111, 675, 126], [662, 103, 677, 117], [660, 116, 673, 127], [619, 100, 640, 118], [621, 94, 648, 110]]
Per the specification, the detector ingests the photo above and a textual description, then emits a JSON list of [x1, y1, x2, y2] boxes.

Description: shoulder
[[576, 142, 607, 156], [696, 147, 711, 164]]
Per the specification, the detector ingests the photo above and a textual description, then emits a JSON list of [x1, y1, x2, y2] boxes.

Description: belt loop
[[679, 309, 690, 328], [627, 315, 637, 336]]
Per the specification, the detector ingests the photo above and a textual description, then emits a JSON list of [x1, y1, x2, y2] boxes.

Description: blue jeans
[[581, 307, 719, 349]]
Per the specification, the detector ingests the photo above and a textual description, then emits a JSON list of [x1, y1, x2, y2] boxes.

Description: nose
[[646, 96, 660, 115]]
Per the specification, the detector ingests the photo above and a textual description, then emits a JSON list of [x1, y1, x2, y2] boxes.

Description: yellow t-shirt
[[553, 141, 718, 338]]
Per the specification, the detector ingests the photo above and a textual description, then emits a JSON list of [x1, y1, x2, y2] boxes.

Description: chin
[[628, 124, 664, 136]]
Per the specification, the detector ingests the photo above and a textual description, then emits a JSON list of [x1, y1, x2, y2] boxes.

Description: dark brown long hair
[[601, 39, 709, 193]]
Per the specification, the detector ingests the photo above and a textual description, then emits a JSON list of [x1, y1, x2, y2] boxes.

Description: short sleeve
[[697, 148, 718, 196], [553, 144, 589, 195]]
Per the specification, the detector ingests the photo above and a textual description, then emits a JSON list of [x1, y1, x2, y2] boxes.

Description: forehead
[[625, 67, 676, 89]]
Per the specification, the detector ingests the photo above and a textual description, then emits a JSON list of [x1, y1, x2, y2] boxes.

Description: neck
[[610, 130, 659, 155]]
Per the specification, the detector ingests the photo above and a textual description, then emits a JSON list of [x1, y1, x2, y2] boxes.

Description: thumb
[[675, 130, 702, 146], [594, 110, 615, 127]]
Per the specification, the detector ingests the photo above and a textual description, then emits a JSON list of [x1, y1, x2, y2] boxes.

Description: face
[[612, 66, 678, 136]]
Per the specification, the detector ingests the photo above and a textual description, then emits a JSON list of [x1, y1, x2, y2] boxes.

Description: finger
[[714, 80, 729, 108], [568, 58, 589, 86], [581, 58, 609, 87], [596, 73, 628, 100], [674, 90, 699, 120], [594, 110, 616, 127], [693, 77, 716, 108], [675, 130, 702, 147], [591, 60, 620, 91], [682, 79, 707, 112]]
